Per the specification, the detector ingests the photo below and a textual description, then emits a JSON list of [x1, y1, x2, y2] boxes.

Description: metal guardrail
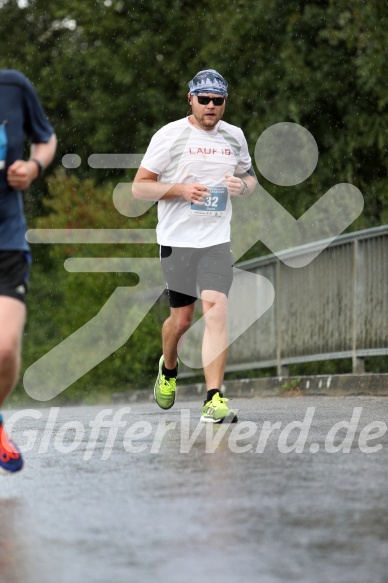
[[226, 225, 388, 375], [179, 225, 388, 377]]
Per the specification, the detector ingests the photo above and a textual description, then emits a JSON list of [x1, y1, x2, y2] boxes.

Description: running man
[[0, 69, 56, 473], [133, 69, 257, 422]]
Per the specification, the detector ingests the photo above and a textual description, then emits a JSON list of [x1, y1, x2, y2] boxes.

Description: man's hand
[[179, 183, 210, 205], [7, 160, 39, 190], [225, 174, 245, 196]]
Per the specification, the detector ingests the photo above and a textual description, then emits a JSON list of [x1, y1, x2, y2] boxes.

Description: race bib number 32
[[190, 186, 228, 217]]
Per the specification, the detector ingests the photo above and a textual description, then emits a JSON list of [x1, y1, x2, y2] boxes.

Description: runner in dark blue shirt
[[0, 69, 57, 474]]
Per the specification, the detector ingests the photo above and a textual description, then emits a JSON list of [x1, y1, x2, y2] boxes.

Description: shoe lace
[[211, 393, 229, 407], [160, 375, 176, 396]]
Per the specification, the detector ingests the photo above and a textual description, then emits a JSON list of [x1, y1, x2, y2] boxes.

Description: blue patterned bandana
[[188, 69, 228, 97]]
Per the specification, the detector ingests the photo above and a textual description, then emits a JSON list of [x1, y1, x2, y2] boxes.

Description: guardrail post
[[352, 238, 365, 374], [275, 260, 288, 376]]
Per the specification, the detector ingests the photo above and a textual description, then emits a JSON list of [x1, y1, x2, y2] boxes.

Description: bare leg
[[0, 297, 26, 408], [162, 303, 195, 369], [201, 290, 228, 391]]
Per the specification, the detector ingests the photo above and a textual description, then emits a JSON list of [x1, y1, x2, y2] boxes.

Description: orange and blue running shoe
[[0, 421, 23, 474]]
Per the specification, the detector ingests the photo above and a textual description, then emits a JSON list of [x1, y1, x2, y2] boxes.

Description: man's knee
[[169, 305, 194, 336], [205, 306, 227, 329], [202, 291, 228, 324], [175, 315, 193, 335], [0, 340, 20, 370]]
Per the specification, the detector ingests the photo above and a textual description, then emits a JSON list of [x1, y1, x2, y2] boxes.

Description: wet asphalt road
[[0, 396, 387, 583]]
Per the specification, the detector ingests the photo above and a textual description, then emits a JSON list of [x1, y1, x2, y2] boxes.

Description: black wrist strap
[[30, 158, 44, 178]]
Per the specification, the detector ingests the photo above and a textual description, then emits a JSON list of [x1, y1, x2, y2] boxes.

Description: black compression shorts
[[0, 251, 30, 304]]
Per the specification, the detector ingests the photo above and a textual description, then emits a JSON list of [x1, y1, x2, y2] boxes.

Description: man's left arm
[[226, 129, 258, 197], [7, 133, 57, 191]]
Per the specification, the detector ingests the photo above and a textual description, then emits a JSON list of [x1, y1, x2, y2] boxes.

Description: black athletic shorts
[[0, 251, 31, 304], [160, 242, 234, 308]]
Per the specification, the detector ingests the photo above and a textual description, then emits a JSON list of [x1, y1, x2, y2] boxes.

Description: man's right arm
[[7, 133, 57, 191], [133, 167, 209, 205]]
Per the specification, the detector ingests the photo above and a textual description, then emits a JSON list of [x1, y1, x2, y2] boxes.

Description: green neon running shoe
[[201, 392, 238, 423], [154, 355, 177, 410]]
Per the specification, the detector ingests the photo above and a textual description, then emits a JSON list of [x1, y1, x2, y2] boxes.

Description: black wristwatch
[[240, 180, 248, 195], [30, 158, 44, 178]]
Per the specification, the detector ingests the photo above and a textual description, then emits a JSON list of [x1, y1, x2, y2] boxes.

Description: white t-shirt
[[140, 117, 252, 248]]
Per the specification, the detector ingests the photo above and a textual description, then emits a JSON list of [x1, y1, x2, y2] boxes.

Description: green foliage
[[1, 0, 386, 220], [2, 0, 387, 402]]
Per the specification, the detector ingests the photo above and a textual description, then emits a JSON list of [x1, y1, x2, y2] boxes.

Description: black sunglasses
[[197, 96, 226, 106]]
